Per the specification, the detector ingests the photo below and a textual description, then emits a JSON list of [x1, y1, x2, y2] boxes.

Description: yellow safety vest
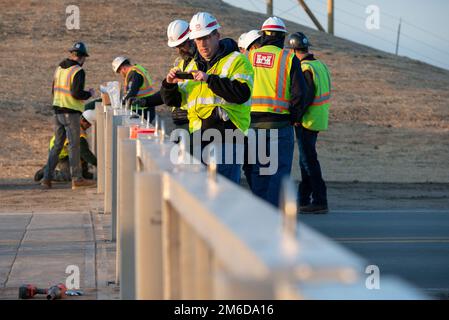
[[175, 58, 197, 111], [249, 46, 294, 115], [180, 51, 254, 134], [301, 59, 331, 131], [49, 132, 88, 160], [124, 64, 155, 99], [52, 65, 85, 112]]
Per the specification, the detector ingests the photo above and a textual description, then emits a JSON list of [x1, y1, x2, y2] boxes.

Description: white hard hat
[[167, 20, 190, 47], [82, 109, 96, 124], [238, 32, 247, 49], [112, 56, 129, 73], [241, 30, 261, 50], [261, 16, 287, 33], [189, 12, 221, 39]]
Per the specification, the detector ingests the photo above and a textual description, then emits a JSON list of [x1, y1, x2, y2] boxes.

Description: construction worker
[[111, 56, 163, 122], [247, 17, 308, 207], [237, 32, 247, 53], [238, 30, 262, 55], [166, 19, 198, 128], [35, 110, 97, 182], [239, 30, 262, 189], [161, 12, 253, 183], [287, 32, 331, 214], [42, 42, 96, 190]]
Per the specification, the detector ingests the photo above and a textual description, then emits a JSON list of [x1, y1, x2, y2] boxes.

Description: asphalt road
[[299, 209, 449, 299]]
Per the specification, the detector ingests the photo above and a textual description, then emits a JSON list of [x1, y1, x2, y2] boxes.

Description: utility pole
[[297, 0, 325, 32], [328, 0, 334, 35], [267, 0, 273, 16], [395, 18, 402, 55]]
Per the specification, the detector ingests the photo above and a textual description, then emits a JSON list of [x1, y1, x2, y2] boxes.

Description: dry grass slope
[[1, 0, 448, 183]]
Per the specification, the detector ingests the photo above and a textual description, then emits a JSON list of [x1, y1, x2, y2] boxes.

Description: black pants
[[295, 125, 327, 206]]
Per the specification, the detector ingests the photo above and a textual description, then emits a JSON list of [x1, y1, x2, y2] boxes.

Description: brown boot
[[41, 179, 52, 189], [72, 178, 96, 190]]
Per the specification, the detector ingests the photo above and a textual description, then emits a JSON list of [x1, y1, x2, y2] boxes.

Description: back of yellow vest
[[249, 45, 293, 115], [52, 65, 85, 112]]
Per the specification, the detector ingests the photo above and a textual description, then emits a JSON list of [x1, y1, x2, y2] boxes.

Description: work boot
[[41, 179, 52, 189], [72, 178, 96, 190], [34, 168, 44, 182], [82, 171, 94, 180], [299, 204, 329, 214]]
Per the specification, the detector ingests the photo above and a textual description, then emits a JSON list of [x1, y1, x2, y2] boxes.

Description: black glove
[[133, 98, 147, 108]]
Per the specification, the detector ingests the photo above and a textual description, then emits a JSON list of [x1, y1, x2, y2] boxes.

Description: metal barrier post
[[134, 172, 164, 299], [96, 102, 105, 194], [115, 125, 129, 284], [162, 202, 181, 299], [117, 129, 136, 299], [104, 107, 114, 216]]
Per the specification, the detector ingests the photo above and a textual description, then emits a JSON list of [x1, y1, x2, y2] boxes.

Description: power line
[[283, 0, 449, 67], [276, 3, 303, 17], [339, 0, 449, 44], [332, 3, 449, 57], [223, 0, 449, 68], [247, 0, 263, 12], [277, 1, 448, 67]]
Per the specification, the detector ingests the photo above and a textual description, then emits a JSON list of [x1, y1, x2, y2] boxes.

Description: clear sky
[[223, 0, 449, 70]]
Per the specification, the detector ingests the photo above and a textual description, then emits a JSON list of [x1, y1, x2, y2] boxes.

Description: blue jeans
[[217, 142, 243, 184], [44, 113, 82, 181], [248, 126, 294, 207], [189, 131, 242, 184], [295, 125, 327, 206]]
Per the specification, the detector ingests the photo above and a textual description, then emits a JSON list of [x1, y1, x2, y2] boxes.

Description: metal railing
[[94, 103, 426, 300]]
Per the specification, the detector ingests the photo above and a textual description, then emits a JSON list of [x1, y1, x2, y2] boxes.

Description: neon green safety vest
[[49, 132, 88, 160], [179, 51, 254, 134], [124, 64, 155, 101], [52, 65, 85, 112], [301, 59, 331, 131], [249, 46, 294, 115], [174, 58, 197, 111]]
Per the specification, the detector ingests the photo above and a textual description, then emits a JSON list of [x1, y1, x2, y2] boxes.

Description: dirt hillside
[[1, 0, 448, 186]]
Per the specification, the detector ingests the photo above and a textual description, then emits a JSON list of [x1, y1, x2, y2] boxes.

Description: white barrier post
[[117, 129, 137, 299], [96, 102, 105, 194], [134, 172, 164, 299]]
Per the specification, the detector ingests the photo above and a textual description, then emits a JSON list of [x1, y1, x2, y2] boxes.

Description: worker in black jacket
[[166, 19, 198, 128], [245, 17, 309, 207], [160, 12, 253, 183], [42, 42, 96, 190], [287, 32, 331, 214]]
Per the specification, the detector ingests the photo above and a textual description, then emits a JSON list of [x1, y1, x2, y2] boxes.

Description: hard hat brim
[[113, 61, 126, 73], [189, 28, 219, 40], [261, 28, 287, 33], [69, 49, 89, 57], [167, 34, 190, 48]]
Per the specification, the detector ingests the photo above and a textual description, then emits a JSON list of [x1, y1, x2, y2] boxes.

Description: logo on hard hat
[[253, 52, 275, 68], [195, 24, 202, 31]]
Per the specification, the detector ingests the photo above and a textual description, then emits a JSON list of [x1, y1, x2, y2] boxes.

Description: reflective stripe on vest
[[124, 64, 155, 98], [301, 59, 331, 131], [52, 65, 85, 112], [180, 51, 253, 134], [249, 47, 293, 114]]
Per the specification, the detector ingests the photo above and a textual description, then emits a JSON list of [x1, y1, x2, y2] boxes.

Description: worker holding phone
[[166, 20, 198, 128], [161, 12, 253, 183]]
